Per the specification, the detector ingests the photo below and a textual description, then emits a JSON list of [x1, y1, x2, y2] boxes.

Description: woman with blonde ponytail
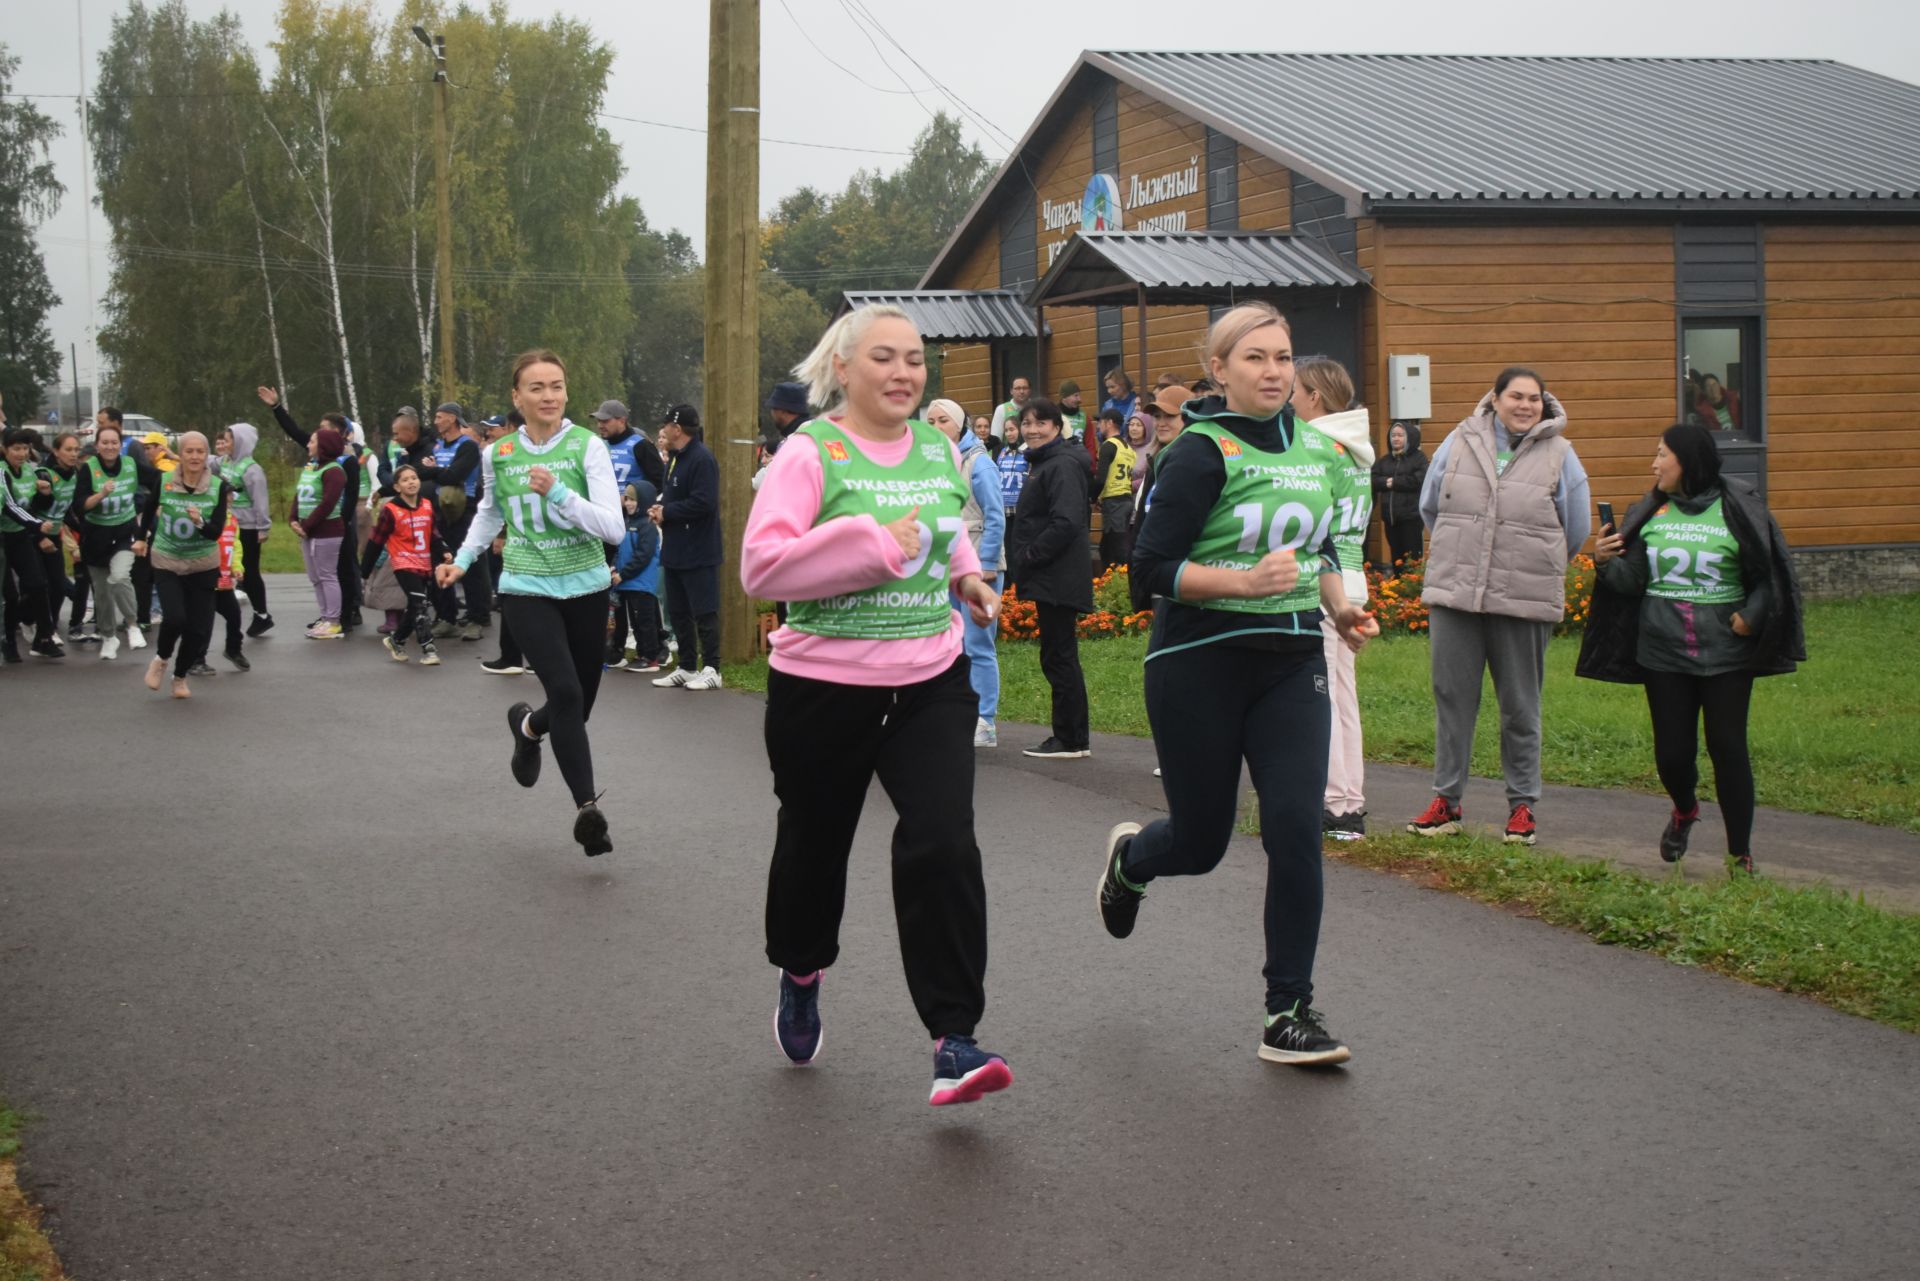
[[742, 306, 1013, 1107]]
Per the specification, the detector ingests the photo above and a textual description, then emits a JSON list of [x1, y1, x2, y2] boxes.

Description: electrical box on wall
[[1389, 354, 1432, 420]]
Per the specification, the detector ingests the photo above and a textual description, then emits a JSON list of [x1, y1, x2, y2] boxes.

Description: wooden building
[[860, 53, 1920, 589]]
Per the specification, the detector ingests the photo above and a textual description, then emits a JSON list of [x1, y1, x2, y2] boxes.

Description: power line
[[773, 0, 920, 97]]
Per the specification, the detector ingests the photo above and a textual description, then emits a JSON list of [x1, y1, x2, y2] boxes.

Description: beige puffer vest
[[1422, 392, 1574, 623]]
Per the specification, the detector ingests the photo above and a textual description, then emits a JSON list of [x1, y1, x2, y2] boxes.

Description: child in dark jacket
[[608, 481, 663, 672]]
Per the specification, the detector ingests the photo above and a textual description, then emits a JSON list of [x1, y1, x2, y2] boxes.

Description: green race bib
[[294, 461, 344, 521], [220, 456, 256, 510], [84, 457, 138, 526], [152, 478, 222, 559], [491, 425, 606, 578], [784, 420, 968, 641], [1642, 497, 1744, 604], [1180, 421, 1349, 615]]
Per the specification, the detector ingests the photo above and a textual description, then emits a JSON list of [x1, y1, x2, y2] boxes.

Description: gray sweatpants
[[1428, 604, 1553, 810]]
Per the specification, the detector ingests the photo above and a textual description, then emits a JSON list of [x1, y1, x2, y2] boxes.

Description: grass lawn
[[1329, 831, 1920, 1033], [251, 453, 314, 576], [730, 593, 1920, 832], [0, 1099, 64, 1281]]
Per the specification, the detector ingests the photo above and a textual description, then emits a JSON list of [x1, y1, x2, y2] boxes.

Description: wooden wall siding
[[1765, 224, 1920, 546], [1034, 99, 1095, 275], [950, 227, 1000, 292], [938, 343, 992, 418], [1045, 309, 1101, 393], [1374, 223, 1679, 519], [1115, 86, 1206, 233], [1236, 150, 1291, 232]]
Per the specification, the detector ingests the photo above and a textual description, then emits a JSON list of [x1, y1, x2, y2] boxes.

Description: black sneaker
[[1660, 806, 1700, 863], [30, 638, 62, 659], [1023, 736, 1091, 760], [1258, 1001, 1351, 1067], [774, 970, 823, 1065], [1326, 810, 1367, 841], [573, 800, 612, 857], [247, 614, 274, 637], [1, 646, 21, 665], [1097, 823, 1146, 939], [225, 650, 251, 672], [507, 702, 541, 788], [187, 662, 217, 677], [481, 657, 525, 675]]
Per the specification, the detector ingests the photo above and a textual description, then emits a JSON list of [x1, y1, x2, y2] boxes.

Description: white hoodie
[[1307, 407, 1377, 604]]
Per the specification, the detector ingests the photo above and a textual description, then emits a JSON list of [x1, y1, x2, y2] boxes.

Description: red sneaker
[[1504, 803, 1537, 846], [1407, 796, 1462, 837]]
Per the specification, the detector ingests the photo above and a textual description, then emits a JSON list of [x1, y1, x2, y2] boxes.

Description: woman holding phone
[[1578, 423, 1804, 874]]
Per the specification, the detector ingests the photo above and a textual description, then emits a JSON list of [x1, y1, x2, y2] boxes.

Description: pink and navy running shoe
[[929, 1035, 1013, 1106]]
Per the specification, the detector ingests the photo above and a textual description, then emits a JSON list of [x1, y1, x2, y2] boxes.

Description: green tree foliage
[[89, 0, 640, 436], [0, 47, 65, 420], [763, 113, 991, 312]]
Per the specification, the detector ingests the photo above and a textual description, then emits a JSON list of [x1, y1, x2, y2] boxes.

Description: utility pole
[[76, 2, 100, 417], [705, 0, 760, 664], [413, 25, 457, 403]]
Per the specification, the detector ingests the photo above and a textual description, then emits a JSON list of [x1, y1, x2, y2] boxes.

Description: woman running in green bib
[[72, 421, 151, 660], [741, 304, 1009, 1106], [1580, 423, 1805, 875], [1099, 303, 1378, 1067], [136, 430, 231, 699], [436, 349, 627, 857]]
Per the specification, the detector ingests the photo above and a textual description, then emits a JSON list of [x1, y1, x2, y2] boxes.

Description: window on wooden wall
[[1681, 317, 1761, 442]]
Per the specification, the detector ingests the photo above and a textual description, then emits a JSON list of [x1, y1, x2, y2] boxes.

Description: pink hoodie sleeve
[[741, 439, 907, 600]]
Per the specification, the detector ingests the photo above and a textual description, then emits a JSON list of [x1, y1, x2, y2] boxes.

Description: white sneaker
[[686, 666, 724, 690], [1153, 767, 1162, 778], [652, 668, 692, 688], [126, 625, 147, 650], [974, 717, 998, 748], [100, 635, 121, 661]]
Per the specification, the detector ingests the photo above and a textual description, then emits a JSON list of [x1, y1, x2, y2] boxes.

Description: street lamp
[[413, 22, 456, 402]]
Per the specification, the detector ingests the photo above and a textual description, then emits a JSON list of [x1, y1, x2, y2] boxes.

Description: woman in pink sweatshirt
[[742, 303, 1009, 1108]]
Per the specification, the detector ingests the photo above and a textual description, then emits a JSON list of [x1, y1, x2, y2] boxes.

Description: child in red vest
[[209, 512, 251, 671], [359, 464, 449, 665]]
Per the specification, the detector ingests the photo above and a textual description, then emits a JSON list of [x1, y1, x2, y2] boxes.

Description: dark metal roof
[[835, 290, 1041, 342], [1089, 52, 1920, 206], [1031, 231, 1366, 307]]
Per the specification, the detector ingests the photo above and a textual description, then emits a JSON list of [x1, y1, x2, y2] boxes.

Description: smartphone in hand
[[1597, 501, 1616, 533]]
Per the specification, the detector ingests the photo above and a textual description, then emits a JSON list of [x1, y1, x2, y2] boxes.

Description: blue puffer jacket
[[614, 478, 661, 594]]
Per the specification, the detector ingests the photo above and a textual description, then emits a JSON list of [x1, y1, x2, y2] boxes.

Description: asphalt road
[[4, 581, 1918, 1279]]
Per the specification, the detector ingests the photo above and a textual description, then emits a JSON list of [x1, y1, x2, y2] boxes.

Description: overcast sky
[[10, 0, 1919, 401]]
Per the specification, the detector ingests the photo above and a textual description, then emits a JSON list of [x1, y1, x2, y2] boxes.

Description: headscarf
[[926, 398, 969, 446]]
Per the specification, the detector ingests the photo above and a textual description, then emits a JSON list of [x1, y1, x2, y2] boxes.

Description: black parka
[[1576, 478, 1806, 683], [1008, 435, 1094, 611]]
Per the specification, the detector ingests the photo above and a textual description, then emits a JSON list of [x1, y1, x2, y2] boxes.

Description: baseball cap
[[1151, 386, 1192, 416], [434, 401, 466, 423], [592, 399, 629, 422]]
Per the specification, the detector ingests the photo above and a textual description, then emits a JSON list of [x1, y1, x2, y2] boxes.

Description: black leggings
[[154, 568, 218, 678], [393, 569, 435, 650], [2, 529, 50, 644], [215, 589, 243, 656], [1643, 670, 1756, 857], [501, 591, 610, 806], [1383, 517, 1425, 572], [763, 656, 987, 1038], [237, 528, 269, 616], [1122, 643, 1331, 1015]]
